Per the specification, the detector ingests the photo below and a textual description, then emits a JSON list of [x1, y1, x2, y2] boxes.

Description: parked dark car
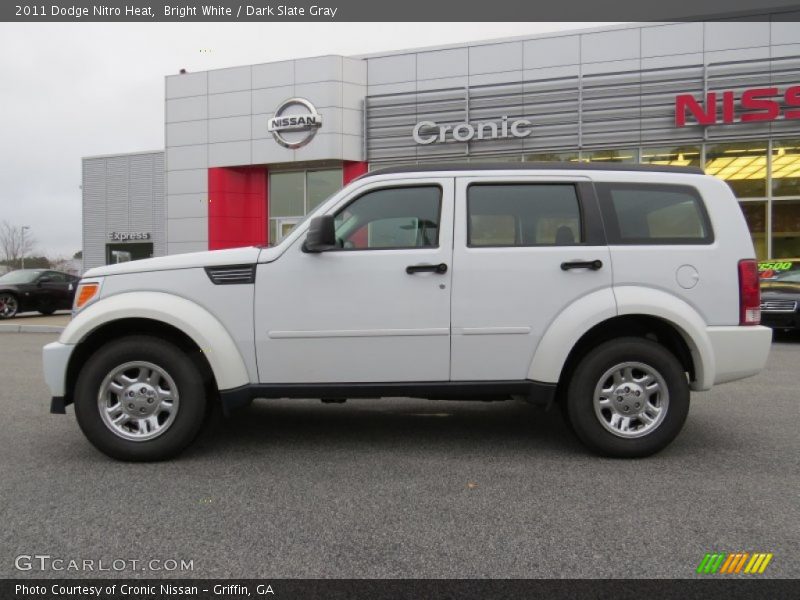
[[760, 270, 800, 331], [0, 269, 79, 319]]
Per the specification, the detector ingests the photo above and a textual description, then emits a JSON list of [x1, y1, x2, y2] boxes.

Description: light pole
[[21, 226, 30, 269]]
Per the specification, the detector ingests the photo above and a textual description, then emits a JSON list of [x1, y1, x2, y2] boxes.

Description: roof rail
[[362, 161, 705, 177]]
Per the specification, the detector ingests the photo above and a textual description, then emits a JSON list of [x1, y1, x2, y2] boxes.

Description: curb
[[0, 325, 65, 334]]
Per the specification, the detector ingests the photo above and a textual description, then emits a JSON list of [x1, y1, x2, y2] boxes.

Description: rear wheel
[[38, 307, 56, 315], [74, 335, 209, 461], [0, 293, 19, 319], [565, 337, 689, 458]]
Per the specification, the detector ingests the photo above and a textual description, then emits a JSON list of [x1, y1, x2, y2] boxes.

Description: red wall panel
[[208, 167, 269, 250], [343, 160, 369, 184]]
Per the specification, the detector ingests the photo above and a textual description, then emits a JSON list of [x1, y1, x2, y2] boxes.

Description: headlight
[[73, 278, 103, 313]]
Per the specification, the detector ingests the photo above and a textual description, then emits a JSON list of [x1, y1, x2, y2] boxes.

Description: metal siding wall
[[81, 152, 166, 272], [366, 30, 800, 164], [82, 158, 107, 271], [152, 153, 167, 259]]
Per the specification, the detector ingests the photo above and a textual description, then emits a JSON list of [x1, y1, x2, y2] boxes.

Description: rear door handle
[[406, 263, 448, 275], [561, 259, 603, 271]]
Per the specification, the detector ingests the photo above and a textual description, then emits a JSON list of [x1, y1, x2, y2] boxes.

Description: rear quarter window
[[596, 182, 713, 245]]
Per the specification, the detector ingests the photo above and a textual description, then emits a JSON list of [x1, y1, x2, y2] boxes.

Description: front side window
[[467, 184, 583, 247], [596, 183, 713, 245], [333, 186, 442, 250]]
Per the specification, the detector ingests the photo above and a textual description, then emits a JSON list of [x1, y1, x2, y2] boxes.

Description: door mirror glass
[[37, 276, 52, 285], [303, 215, 337, 253]]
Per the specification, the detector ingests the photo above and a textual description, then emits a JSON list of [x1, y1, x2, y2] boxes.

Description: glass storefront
[[640, 146, 702, 168], [772, 139, 800, 198], [772, 200, 800, 259], [704, 141, 768, 198], [268, 168, 342, 244], [582, 148, 638, 163]]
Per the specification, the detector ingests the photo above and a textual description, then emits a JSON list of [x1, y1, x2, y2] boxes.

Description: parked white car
[[43, 164, 771, 460]]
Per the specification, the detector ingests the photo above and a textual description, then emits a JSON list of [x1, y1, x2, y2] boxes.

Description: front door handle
[[406, 263, 448, 275], [561, 259, 603, 271]]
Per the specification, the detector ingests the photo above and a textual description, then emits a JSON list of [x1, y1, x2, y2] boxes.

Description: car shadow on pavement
[[187, 398, 587, 459]]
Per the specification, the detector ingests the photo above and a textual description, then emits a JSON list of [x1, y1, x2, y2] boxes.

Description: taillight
[[738, 259, 760, 326]]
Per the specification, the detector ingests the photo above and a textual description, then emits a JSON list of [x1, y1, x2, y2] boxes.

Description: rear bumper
[[706, 325, 772, 386], [42, 341, 75, 408]]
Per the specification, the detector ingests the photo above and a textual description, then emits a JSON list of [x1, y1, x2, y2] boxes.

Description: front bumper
[[706, 325, 772, 386], [42, 341, 75, 411]]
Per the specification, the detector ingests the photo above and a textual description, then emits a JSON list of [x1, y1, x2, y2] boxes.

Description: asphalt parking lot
[[1, 332, 798, 579]]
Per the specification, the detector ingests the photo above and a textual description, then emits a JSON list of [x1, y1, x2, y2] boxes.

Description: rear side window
[[467, 184, 583, 247], [596, 183, 713, 245]]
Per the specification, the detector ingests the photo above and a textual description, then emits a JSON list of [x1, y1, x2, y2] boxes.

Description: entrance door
[[255, 177, 454, 384]]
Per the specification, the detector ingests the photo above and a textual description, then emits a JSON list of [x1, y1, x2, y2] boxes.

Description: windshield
[[0, 270, 42, 284]]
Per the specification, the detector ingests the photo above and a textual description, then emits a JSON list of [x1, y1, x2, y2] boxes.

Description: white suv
[[43, 164, 772, 460]]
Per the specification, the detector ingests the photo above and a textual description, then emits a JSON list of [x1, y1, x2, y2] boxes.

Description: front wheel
[[74, 335, 209, 461], [0, 293, 19, 319], [565, 337, 690, 458]]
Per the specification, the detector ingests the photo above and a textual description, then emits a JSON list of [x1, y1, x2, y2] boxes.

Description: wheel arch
[[556, 315, 699, 397], [64, 317, 218, 409], [528, 286, 715, 391], [60, 291, 250, 404]]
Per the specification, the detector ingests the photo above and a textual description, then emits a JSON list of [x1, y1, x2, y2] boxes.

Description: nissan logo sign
[[267, 97, 323, 149]]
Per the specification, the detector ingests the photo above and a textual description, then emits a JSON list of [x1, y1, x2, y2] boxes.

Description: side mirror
[[37, 276, 52, 286], [302, 215, 338, 253]]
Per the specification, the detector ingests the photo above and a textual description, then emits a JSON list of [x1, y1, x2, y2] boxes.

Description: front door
[[255, 177, 454, 383]]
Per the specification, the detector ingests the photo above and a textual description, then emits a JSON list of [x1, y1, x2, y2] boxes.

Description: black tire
[[38, 307, 56, 315], [74, 335, 209, 461], [0, 292, 19, 319], [565, 337, 690, 458]]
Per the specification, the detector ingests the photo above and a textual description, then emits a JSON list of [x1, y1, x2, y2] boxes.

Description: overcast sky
[[0, 22, 617, 258]]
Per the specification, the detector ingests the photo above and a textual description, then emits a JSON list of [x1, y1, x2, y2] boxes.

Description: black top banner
[[3, 0, 800, 22]]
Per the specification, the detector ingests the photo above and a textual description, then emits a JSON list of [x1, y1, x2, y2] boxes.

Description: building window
[[269, 168, 343, 243], [772, 139, 800, 198], [740, 201, 768, 260], [582, 148, 638, 163], [523, 152, 580, 163], [307, 169, 344, 211], [640, 146, 701, 168], [772, 200, 800, 259], [704, 141, 768, 198], [106, 243, 153, 265]]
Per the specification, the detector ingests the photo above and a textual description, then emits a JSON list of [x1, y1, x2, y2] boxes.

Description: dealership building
[[82, 20, 800, 270]]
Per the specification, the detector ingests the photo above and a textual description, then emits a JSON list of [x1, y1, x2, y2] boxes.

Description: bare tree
[[0, 221, 35, 268]]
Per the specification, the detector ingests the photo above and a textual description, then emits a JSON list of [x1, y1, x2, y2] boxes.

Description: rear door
[[450, 176, 612, 381]]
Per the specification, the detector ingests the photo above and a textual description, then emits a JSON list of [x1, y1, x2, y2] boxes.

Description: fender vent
[[205, 264, 256, 285]]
